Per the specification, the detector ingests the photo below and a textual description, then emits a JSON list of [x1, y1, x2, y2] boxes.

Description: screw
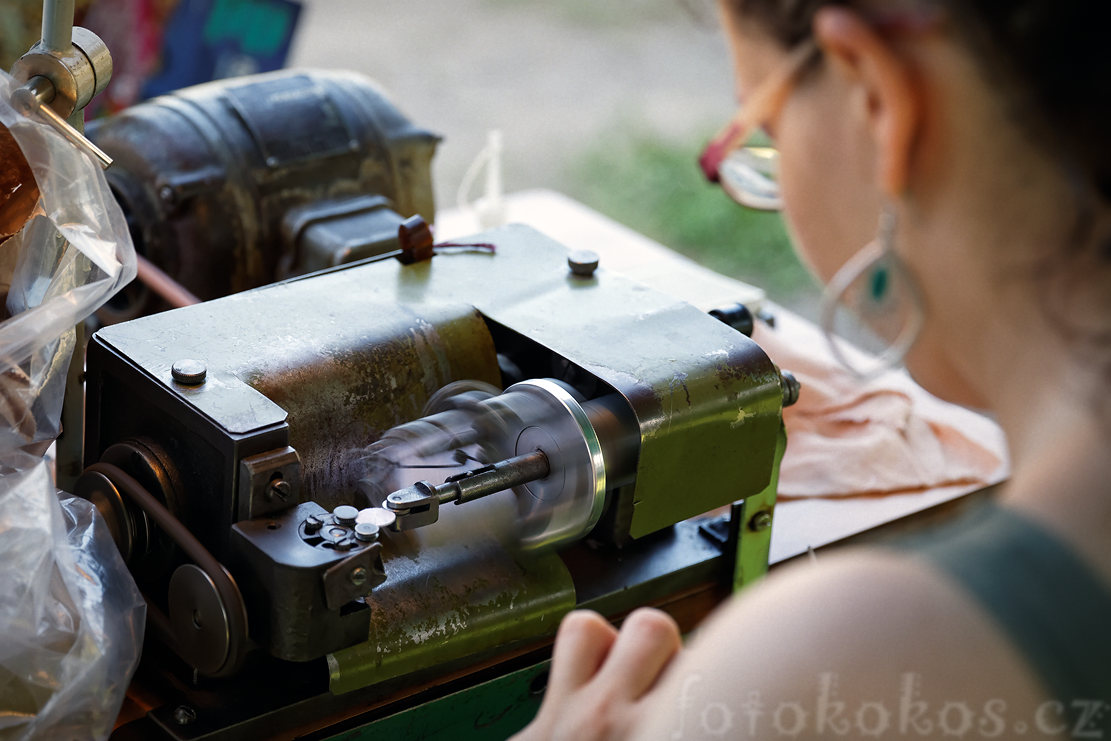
[[303, 514, 324, 534], [349, 566, 368, 586], [567, 249, 599, 277], [780, 370, 801, 408], [749, 511, 773, 532], [268, 479, 292, 501], [171, 359, 207, 385], [173, 705, 197, 726], [334, 505, 359, 526]]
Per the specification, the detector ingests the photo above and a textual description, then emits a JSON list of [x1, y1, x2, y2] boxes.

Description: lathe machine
[[56, 71, 795, 739]]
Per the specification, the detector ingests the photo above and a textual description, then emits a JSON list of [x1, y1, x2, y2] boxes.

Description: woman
[[516, 1, 1111, 738]]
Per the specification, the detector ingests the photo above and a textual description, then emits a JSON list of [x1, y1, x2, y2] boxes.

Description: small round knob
[[780, 370, 801, 408], [333, 505, 359, 526], [354, 522, 380, 542], [171, 359, 207, 385], [567, 249, 599, 277]]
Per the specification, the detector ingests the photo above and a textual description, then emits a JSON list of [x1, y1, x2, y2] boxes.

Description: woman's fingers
[[546, 610, 619, 697], [512, 609, 682, 740], [595, 608, 682, 699]]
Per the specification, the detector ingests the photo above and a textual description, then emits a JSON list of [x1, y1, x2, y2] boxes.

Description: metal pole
[[40, 0, 75, 53], [37, 0, 84, 491]]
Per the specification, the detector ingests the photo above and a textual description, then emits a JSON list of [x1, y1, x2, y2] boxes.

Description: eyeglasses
[[699, 40, 820, 211]]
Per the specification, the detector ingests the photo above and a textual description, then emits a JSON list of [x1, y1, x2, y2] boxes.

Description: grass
[[565, 128, 820, 310]]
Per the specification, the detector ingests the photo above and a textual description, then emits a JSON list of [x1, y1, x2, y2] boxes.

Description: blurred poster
[[82, 0, 301, 115]]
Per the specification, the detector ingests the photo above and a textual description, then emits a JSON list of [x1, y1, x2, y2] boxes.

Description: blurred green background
[[4, 0, 821, 314], [566, 127, 820, 311]]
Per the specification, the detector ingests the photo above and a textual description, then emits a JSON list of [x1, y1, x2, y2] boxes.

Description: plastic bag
[[0, 68, 144, 740]]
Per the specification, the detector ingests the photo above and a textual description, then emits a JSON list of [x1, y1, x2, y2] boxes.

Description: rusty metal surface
[[96, 293, 499, 509], [89, 69, 440, 320], [328, 497, 576, 695], [90, 223, 782, 689], [95, 224, 781, 538]]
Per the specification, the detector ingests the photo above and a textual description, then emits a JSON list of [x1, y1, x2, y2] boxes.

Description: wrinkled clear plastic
[[0, 68, 144, 741]]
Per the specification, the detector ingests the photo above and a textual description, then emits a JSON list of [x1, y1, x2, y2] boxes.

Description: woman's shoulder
[[635, 541, 1062, 740]]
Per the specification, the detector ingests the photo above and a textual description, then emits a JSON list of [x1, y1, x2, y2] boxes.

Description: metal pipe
[[11, 77, 114, 168], [135, 253, 201, 307], [40, 0, 75, 53], [438, 450, 551, 506]]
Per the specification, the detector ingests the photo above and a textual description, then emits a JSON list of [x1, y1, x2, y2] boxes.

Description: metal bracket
[[238, 446, 302, 521], [384, 480, 440, 530], [322, 543, 386, 611]]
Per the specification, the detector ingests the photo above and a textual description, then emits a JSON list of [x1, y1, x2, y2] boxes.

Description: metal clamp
[[384, 480, 441, 530], [10, 76, 113, 168], [382, 450, 552, 532], [9, 18, 114, 168]]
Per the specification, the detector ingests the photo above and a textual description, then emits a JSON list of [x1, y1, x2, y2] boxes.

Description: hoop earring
[[819, 206, 926, 379]]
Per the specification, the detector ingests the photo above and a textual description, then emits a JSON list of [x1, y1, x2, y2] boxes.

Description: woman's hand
[[512, 607, 682, 741]]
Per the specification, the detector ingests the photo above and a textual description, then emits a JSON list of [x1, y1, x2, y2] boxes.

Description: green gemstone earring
[[819, 206, 926, 379]]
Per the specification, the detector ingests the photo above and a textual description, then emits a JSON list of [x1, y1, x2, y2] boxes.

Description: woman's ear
[[813, 6, 920, 197]]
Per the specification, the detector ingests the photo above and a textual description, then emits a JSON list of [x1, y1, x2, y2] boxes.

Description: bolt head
[[173, 705, 197, 726], [171, 359, 207, 385], [268, 479, 292, 501], [567, 249, 600, 277], [333, 504, 359, 525], [349, 566, 368, 586], [749, 511, 773, 532], [780, 371, 801, 408], [354, 522, 380, 542]]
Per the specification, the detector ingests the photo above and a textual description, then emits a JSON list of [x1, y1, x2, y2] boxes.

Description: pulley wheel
[[168, 564, 232, 676], [479, 379, 607, 551], [73, 469, 138, 562]]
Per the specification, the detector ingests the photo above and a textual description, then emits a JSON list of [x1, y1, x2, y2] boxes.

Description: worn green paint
[[734, 423, 786, 591], [328, 545, 574, 695], [328, 661, 550, 741]]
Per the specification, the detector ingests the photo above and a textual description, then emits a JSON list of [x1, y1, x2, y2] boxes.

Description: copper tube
[[134, 254, 201, 308]]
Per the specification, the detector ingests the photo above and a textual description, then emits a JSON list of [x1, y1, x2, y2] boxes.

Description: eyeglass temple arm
[[698, 39, 820, 183]]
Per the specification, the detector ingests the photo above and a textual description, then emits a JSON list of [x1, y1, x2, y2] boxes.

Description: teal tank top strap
[[893, 501, 1111, 735]]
